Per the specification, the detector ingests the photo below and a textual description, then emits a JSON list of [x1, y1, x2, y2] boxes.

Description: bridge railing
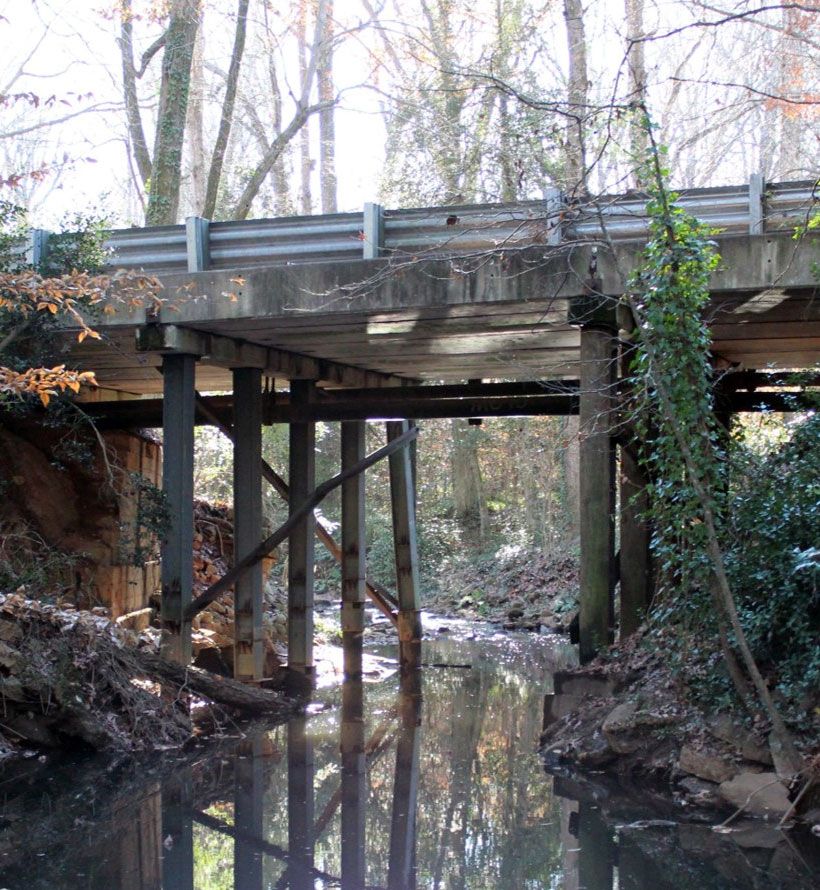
[[18, 177, 818, 276]]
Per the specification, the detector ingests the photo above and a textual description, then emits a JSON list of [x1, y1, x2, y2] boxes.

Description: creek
[[0, 615, 818, 889]]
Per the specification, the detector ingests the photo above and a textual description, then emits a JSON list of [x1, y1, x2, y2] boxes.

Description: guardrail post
[[545, 187, 565, 246], [186, 216, 210, 272], [27, 228, 51, 269], [749, 173, 765, 235], [363, 202, 384, 259]]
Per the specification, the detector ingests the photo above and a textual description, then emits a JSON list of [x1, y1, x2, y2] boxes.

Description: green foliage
[[37, 206, 111, 276], [626, 147, 722, 603], [116, 470, 170, 567], [724, 414, 820, 718]]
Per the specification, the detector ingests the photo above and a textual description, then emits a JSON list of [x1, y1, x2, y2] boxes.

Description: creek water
[[0, 615, 818, 889]]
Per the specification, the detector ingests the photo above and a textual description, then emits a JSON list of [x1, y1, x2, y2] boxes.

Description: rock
[[731, 824, 785, 849], [679, 743, 737, 784], [708, 713, 772, 765], [718, 772, 791, 819], [768, 730, 803, 780], [602, 701, 641, 754], [576, 732, 617, 767], [601, 700, 677, 756], [678, 776, 722, 806]]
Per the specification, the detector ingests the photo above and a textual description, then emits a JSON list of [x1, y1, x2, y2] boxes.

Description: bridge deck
[[70, 231, 820, 395]]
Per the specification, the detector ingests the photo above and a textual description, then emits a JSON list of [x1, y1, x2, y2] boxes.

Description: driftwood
[[133, 651, 298, 717]]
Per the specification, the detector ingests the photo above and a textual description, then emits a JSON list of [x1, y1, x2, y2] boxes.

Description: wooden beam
[[619, 444, 650, 637], [288, 718, 315, 889], [288, 380, 316, 677], [341, 678, 366, 890], [578, 325, 616, 663], [234, 737, 264, 890], [387, 420, 422, 672], [341, 421, 367, 678], [388, 673, 422, 888], [181, 421, 418, 622], [137, 323, 405, 388], [233, 368, 263, 681], [160, 353, 196, 664], [161, 772, 194, 890]]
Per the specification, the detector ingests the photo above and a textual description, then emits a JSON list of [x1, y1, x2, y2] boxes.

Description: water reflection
[[0, 630, 818, 889]]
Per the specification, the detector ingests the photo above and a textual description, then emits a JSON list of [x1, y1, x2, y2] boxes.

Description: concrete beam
[[96, 232, 820, 332]]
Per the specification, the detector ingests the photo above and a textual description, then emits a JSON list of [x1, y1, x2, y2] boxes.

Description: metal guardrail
[[22, 178, 819, 275]]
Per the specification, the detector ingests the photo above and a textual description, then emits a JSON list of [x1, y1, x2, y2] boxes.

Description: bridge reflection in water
[[154, 672, 422, 890], [1, 630, 818, 889]]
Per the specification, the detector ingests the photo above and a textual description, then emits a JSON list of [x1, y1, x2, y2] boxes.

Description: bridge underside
[[63, 231, 820, 671]]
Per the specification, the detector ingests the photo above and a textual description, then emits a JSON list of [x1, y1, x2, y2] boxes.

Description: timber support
[[341, 678, 366, 890], [233, 367, 263, 680], [576, 315, 617, 663], [387, 420, 423, 672], [160, 352, 197, 664], [341, 421, 367, 678], [619, 443, 651, 637], [288, 380, 317, 676]]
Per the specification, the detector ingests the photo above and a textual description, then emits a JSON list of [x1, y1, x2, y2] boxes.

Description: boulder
[[679, 743, 737, 784], [602, 701, 641, 754], [718, 772, 791, 819]]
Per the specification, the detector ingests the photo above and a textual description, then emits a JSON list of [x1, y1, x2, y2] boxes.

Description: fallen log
[[132, 651, 300, 717]]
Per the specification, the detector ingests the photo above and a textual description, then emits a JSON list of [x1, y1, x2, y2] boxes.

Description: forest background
[[2, 0, 820, 630]]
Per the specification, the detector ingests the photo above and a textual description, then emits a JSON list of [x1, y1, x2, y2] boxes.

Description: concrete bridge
[[56, 176, 820, 672]]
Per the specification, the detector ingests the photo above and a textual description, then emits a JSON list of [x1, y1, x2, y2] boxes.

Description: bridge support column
[[386, 420, 422, 672], [341, 678, 366, 890], [619, 444, 651, 637], [288, 717, 315, 889], [288, 380, 316, 676], [341, 421, 366, 678], [233, 367, 263, 681], [578, 325, 616, 663], [234, 736, 264, 890], [161, 353, 196, 665]]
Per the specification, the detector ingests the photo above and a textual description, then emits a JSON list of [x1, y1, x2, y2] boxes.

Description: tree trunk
[[318, 0, 337, 213], [562, 0, 588, 191], [203, 0, 250, 220], [118, 0, 152, 188], [625, 0, 648, 182], [145, 0, 200, 225], [451, 419, 485, 545], [297, 0, 314, 214], [186, 13, 207, 215]]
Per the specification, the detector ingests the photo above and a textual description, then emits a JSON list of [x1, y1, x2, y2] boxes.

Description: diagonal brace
[[183, 425, 418, 622], [194, 392, 399, 623]]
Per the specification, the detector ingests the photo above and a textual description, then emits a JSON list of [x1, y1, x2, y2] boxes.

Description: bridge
[[50, 176, 820, 672]]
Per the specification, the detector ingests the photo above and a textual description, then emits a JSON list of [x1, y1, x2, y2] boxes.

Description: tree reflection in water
[[0, 630, 818, 888]]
